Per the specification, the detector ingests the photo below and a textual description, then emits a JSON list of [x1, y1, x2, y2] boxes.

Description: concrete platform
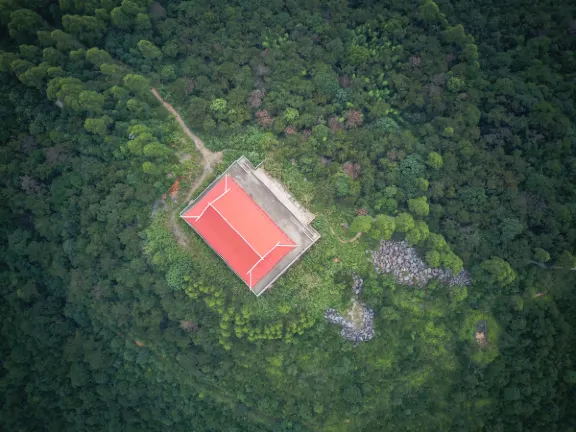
[[180, 156, 320, 296]]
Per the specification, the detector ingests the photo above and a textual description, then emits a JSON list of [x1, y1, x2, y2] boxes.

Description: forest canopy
[[1, 0, 576, 431]]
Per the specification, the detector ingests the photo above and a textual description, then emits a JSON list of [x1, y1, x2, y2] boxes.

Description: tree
[[100, 63, 125, 81], [107, 85, 128, 100], [415, 178, 429, 192], [86, 48, 112, 67], [395, 212, 414, 232], [447, 77, 465, 92], [408, 197, 429, 218], [533, 248, 551, 264], [427, 152, 443, 169], [442, 24, 473, 47], [160, 65, 176, 81], [17, 64, 48, 89], [426, 233, 448, 251], [123, 74, 150, 94], [450, 285, 468, 302], [137, 40, 162, 60], [370, 214, 395, 240], [348, 44, 370, 66], [418, 0, 442, 23], [47, 66, 64, 78], [404, 220, 429, 245], [342, 385, 362, 404], [84, 116, 112, 136], [46, 77, 86, 110], [110, 6, 131, 29], [350, 215, 373, 234], [405, 220, 430, 246], [210, 98, 227, 114], [19, 44, 41, 61], [50, 29, 82, 51], [564, 371, 576, 386], [9, 58, 34, 75], [62, 14, 105, 45], [8, 9, 45, 42], [143, 142, 170, 158], [283, 107, 299, 122], [313, 72, 339, 99], [43, 47, 65, 65], [142, 161, 157, 174], [556, 251, 576, 270], [78, 90, 105, 113], [135, 13, 151, 31], [500, 218, 523, 243], [478, 257, 516, 286], [441, 251, 463, 274], [127, 98, 150, 115], [0, 51, 19, 72], [425, 250, 441, 267], [333, 172, 352, 198], [405, 228, 421, 245], [68, 362, 89, 387]]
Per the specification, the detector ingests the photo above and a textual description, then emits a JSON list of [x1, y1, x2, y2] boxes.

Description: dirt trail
[[151, 88, 220, 167], [151, 88, 222, 247], [330, 225, 363, 244]]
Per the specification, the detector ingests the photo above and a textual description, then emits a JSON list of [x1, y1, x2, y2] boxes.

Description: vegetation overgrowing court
[[1, 0, 576, 431]]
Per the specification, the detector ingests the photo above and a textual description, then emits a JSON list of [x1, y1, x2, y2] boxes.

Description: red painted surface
[[182, 176, 295, 289], [162, 178, 181, 201]]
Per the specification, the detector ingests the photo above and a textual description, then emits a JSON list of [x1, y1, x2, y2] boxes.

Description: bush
[[350, 215, 373, 234]]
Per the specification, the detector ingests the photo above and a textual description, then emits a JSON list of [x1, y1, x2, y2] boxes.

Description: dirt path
[[151, 88, 222, 247], [330, 225, 363, 244], [151, 88, 219, 165]]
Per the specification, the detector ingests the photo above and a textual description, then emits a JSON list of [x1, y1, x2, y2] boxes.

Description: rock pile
[[352, 274, 364, 295], [325, 275, 375, 344], [325, 307, 375, 343], [371, 240, 470, 287]]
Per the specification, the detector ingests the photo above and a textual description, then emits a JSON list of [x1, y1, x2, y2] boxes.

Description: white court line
[[246, 242, 299, 284], [246, 241, 281, 275], [184, 175, 230, 221], [209, 204, 263, 259]]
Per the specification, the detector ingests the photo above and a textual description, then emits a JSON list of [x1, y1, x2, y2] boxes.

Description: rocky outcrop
[[352, 274, 363, 295], [325, 307, 374, 343], [325, 276, 375, 344], [371, 240, 470, 287]]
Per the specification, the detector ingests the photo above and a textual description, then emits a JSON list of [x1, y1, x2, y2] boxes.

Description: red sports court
[[181, 174, 298, 290]]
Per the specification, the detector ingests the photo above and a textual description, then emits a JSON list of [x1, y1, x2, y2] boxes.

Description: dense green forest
[[1, 0, 576, 430]]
